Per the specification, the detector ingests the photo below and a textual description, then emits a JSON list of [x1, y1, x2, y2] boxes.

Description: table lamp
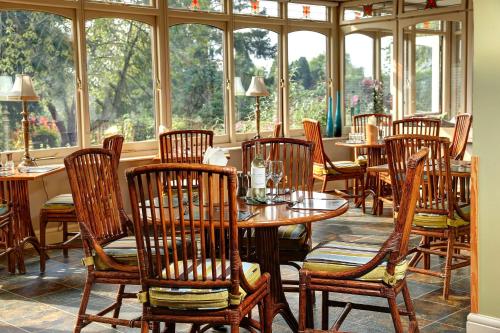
[[8, 74, 39, 168], [234, 77, 246, 96], [246, 76, 269, 138]]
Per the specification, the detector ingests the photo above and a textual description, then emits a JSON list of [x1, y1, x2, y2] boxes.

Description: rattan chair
[[39, 135, 124, 273], [303, 118, 365, 212], [159, 129, 213, 164], [241, 138, 314, 291], [65, 148, 140, 332], [0, 189, 14, 273], [298, 149, 427, 333], [127, 163, 271, 333], [450, 114, 472, 160], [386, 135, 470, 299], [352, 113, 392, 165]]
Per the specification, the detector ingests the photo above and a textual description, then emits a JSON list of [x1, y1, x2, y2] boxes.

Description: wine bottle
[[250, 142, 266, 200]]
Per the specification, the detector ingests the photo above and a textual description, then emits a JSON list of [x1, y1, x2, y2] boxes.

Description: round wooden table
[[237, 192, 349, 332]]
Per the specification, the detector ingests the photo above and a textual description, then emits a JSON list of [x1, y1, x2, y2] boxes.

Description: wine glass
[[266, 160, 283, 201]]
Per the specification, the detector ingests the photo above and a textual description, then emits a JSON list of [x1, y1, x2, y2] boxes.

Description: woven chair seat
[[42, 194, 75, 211], [149, 260, 261, 310], [94, 236, 191, 271], [245, 224, 307, 249], [412, 205, 470, 229], [313, 161, 362, 176], [0, 204, 7, 216], [303, 240, 408, 285]]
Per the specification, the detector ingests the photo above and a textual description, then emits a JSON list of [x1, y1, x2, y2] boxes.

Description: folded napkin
[[203, 147, 228, 166]]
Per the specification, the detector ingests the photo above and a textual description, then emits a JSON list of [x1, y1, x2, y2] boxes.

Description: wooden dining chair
[[450, 114, 472, 160], [241, 138, 314, 290], [39, 135, 124, 273], [385, 135, 470, 299], [64, 148, 141, 332], [352, 113, 392, 165], [393, 117, 441, 136], [298, 148, 428, 333], [159, 129, 214, 163], [303, 118, 366, 212], [0, 189, 15, 273], [272, 122, 282, 138], [127, 163, 271, 333]]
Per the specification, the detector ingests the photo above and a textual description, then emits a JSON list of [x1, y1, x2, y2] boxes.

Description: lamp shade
[[246, 76, 269, 97], [8, 74, 39, 101], [234, 77, 246, 96], [0, 75, 13, 98]]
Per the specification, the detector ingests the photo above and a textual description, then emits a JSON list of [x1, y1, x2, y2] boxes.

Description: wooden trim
[[471, 155, 479, 313]]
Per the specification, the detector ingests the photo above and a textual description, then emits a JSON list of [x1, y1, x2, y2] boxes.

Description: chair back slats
[[385, 135, 452, 218], [303, 119, 328, 166], [241, 138, 314, 195], [127, 163, 239, 292], [272, 122, 282, 138], [102, 134, 125, 169], [353, 113, 392, 138], [393, 118, 441, 136], [159, 130, 214, 164], [388, 148, 428, 263], [64, 149, 128, 246], [450, 114, 472, 160]]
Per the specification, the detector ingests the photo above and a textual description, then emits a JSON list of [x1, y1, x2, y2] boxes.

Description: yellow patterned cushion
[[303, 240, 408, 285], [0, 204, 8, 216], [94, 236, 190, 271], [356, 155, 368, 166], [149, 260, 261, 310], [313, 162, 362, 176], [42, 194, 75, 211], [413, 205, 470, 229], [278, 224, 308, 249]]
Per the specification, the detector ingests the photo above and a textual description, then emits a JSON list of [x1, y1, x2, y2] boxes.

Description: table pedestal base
[[255, 227, 298, 332]]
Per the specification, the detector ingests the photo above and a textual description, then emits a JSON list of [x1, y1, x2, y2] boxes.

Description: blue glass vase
[[334, 91, 342, 137], [325, 96, 334, 137]]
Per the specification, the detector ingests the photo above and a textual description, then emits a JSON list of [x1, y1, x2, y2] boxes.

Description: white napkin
[[203, 147, 228, 166]]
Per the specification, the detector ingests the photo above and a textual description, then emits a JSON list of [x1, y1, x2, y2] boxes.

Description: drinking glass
[[266, 160, 283, 201]]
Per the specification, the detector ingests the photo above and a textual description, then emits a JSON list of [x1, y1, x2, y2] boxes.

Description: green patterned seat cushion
[[149, 260, 261, 310], [313, 161, 362, 176], [303, 240, 408, 285], [0, 204, 8, 216], [94, 236, 191, 271], [278, 224, 308, 249], [413, 205, 470, 228], [42, 194, 75, 211], [356, 155, 368, 166]]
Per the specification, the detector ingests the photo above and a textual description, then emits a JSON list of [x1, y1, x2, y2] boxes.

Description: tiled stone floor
[[0, 201, 470, 332]]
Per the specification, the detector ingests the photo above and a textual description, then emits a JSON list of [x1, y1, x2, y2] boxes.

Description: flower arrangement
[[349, 78, 390, 115]]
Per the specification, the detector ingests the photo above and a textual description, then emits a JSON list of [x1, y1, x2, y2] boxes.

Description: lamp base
[[18, 157, 37, 169]]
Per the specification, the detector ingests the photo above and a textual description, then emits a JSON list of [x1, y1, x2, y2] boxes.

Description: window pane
[[169, 24, 225, 134], [169, 0, 223, 12], [89, 0, 152, 6], [450, 21, 464, 118], [86, 18, 155, 144], [233, 0, 278, 17], [404, 0, 461, 12], [288, 31, 327, 130], [343, 1, 393, 21], [0, 11, 77, 151], [234, 28, 278, 134], [344, 33, 374, 124], [380, 35, 394, 114], [288, 3, 327, 21]]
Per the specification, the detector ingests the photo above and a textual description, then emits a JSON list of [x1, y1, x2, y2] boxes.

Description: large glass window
[[343, 1, 393, 21], [169, 24, 225, 134], [90, 0, 152, 6], [86, 18, 155, 145], [288, 3, 327, 21], [233, 0, 278, 17], [288, 31, 327, 130], [169, 0, 223, 12], [380, 35, 394, 113], [0, 11, 76, 151]]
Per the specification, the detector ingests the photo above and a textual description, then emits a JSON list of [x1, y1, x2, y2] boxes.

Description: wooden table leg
[[255, 226, 298, 332], [9, 180, 43, 274]]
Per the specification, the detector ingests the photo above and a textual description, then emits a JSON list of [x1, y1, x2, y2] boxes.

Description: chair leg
[[298, 277, 308, 332], [112, 284, 126, 328], [39, 211, 48, 273], [63, 221, 69, 258], [443, 232, 456, 300], [388, 294, 404, 333], [230, 324, 239, 333], [321, 291, 329, 330], [164, 322, 175, 333], [360, 176, 365, 214], [263, 292, 273, 333], [321, 178, 328, 193], [401, 282, 420, 333], [74, 275, 93, 333], [306, 290, 314, 329], [423, 236, 431, 270], [141, 320, 150, 333]]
